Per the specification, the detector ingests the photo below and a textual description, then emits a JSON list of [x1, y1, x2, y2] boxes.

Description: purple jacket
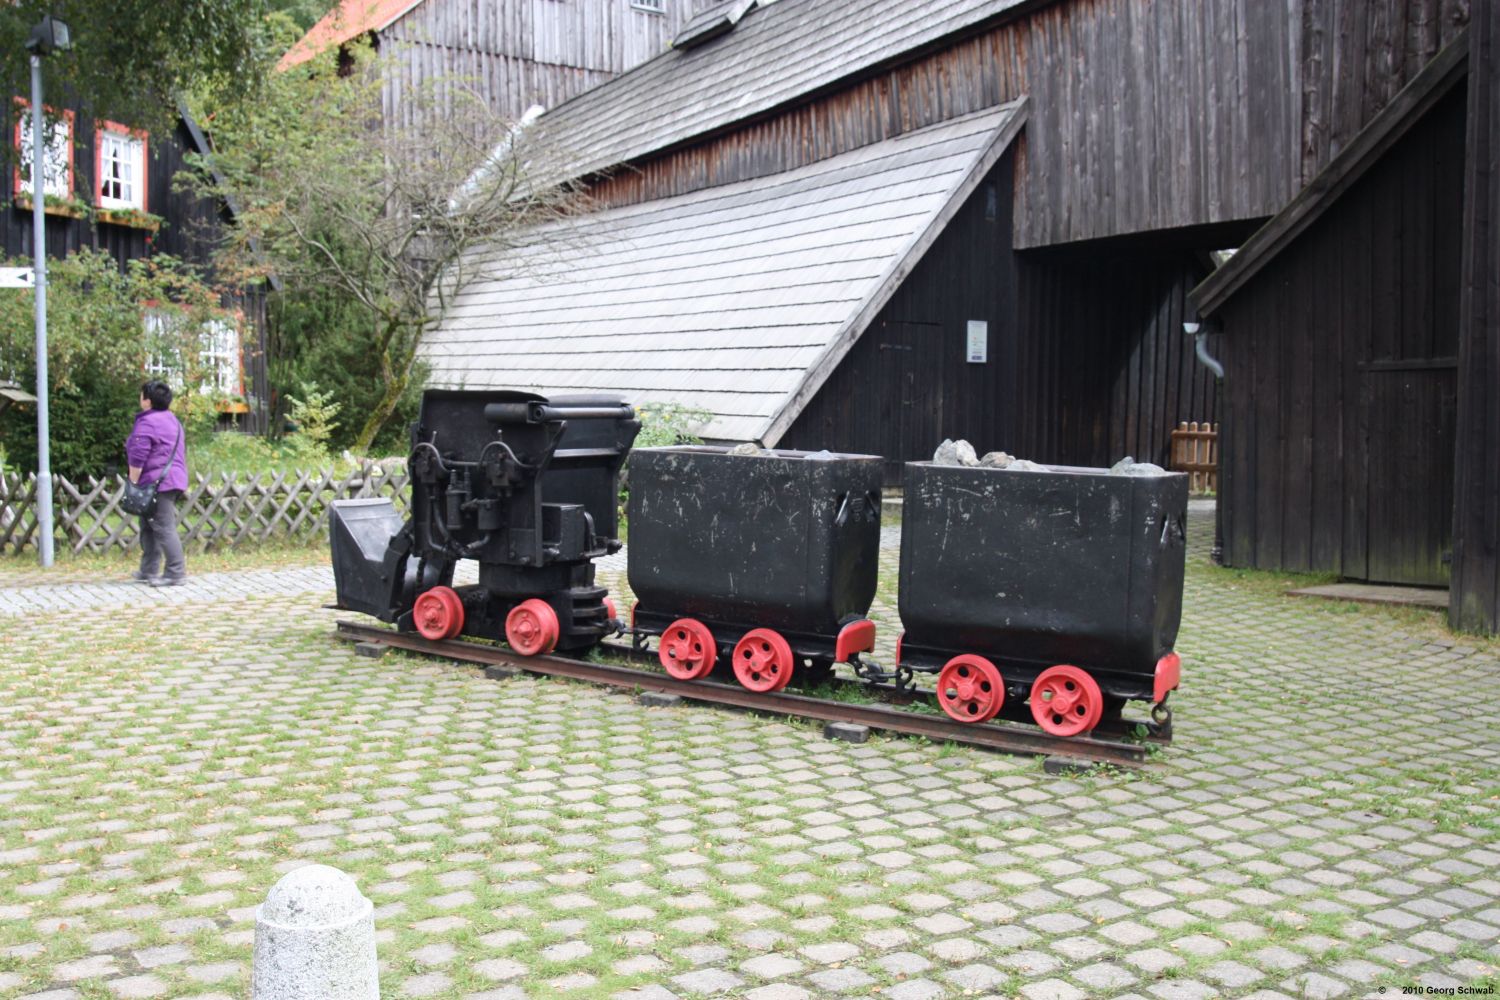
[[125, 408, 188, 492]]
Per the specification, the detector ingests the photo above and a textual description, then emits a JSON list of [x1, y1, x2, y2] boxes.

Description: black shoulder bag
[[121, 422, 183, 518]]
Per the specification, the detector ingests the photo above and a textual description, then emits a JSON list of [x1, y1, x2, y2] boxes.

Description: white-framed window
[[144, 310, 243, 397], [143, 312, 182, 384], [198, 319, 241, 396], [631, 0, 664, 11], [14, 104, 73, 199], [96, 124, 147, 211]]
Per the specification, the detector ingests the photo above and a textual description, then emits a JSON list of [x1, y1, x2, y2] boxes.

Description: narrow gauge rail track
[[335, 621, 1152, 767]]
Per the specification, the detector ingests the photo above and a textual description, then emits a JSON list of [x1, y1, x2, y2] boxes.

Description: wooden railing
[[0, 464, 410, 556], [1169, 421, 1218, 495]]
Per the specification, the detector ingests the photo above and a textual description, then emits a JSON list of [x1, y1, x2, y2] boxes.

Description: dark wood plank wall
[[1012, 0, 1299, 246], [380, 0, 692, 131], [1213, 86, 1467, 584], [587, 0, 1465, 247], [1299, 0, 1470, 180], [1013, 246, 1220, 469], [1, 115, 269, 428], [587, 23, 1028, 209], [779, 150, 1222, 481], [1451, 7, 1500, 632]]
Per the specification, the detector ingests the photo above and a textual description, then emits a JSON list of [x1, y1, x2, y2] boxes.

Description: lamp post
[[25, 14, 72, 568]]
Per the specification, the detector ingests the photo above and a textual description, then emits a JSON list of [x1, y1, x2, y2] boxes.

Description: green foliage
[[11, 370, 138, 480], [0, 0, 272, 138], [0, 249, 233, 479], [634, 403, 711, 448], [265, 283, 425, 454], [187, 427, 362, 475], [268, 0, 334, 32], [185, 44, 590, 452], [268, 380, 341, 466], [284, 381, 340, 446]]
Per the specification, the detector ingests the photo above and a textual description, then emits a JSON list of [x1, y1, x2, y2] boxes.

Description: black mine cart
[[627, 446, 883, 692], [897, 461, 1187, 735]]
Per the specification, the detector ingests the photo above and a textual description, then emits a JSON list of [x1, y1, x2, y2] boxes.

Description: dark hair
[[141, 380, 173, 411]]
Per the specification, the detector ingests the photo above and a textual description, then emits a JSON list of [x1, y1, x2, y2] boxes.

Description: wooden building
[[1451, 2, 1500, 634], [428, 0, 1461, 449], [1, 105, 268, 429], [422, 0, 1498, 632], [280, 0, 697, 129], [1191, 43, 1467, 590], [1191, 23, 1500, 633]]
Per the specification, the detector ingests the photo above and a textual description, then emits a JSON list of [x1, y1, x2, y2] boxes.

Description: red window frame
[[12, 100, 75, 200], [93, 120, 150, 212]]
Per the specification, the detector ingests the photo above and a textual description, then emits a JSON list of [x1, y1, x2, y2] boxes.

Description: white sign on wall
[[966, 319, 988, 363]]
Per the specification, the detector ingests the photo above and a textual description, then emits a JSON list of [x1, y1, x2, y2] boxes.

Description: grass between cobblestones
[[0, 509, 1496, 999]]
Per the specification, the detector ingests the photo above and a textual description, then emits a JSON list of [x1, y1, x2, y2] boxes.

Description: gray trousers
[[138, 490, 186, 579]]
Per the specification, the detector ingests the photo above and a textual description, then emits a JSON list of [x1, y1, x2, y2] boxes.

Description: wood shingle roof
[[423, 100, 1026, 441], [536, 0, 1031, 180]]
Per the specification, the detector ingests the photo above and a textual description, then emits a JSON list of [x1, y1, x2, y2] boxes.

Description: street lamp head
[[1183, 321, 1201, 336], [25, 15, 73, 56]]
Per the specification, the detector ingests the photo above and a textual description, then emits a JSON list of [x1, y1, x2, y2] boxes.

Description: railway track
[[335, 620, 1156, 767]]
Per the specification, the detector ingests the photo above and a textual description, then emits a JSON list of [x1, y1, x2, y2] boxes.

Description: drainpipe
[[1184, 320, 1225, 565], [1185, 321, 1224, 379]]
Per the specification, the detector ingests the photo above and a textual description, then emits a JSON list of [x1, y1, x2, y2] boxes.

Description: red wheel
[[658, 618, 716, 680], [603, 597, 618, 623], [505, 599, 559, 655], [731, 628, 794, 692], [772, 653, 796, 692], [936, 655, 1004, 723], [1030, 665, 1104, 737], [413, 586, 464, 640]]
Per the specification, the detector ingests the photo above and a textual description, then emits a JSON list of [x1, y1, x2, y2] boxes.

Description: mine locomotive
[[330, 388, 1185, 739], [330, 390, 639, 654]]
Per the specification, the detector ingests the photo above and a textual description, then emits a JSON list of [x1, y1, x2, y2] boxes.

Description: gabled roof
[[279, 0, 423, 69], [536, 0, 1033, 181], [423, 100, 1027, 442], [672, 0, 759, 51], [1192, 31, 1469, 317]]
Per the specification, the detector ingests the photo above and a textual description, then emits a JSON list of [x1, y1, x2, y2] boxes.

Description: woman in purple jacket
[[125, 380, 189, 586]]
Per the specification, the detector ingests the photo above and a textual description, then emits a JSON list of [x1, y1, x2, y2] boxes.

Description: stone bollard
[[251, 864, 378, 1000]]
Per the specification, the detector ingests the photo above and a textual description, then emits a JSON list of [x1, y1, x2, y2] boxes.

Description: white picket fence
[[0, 464, 410, 556]]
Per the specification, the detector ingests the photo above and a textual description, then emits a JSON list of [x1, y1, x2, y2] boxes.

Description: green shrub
[[634, 402, 711, 448], [265, 287, 425, 454], [0, 372, 140, 480], [0, 250, 232, 480]]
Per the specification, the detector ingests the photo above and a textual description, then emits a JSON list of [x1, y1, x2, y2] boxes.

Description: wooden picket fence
[[1169, 421, 1218, 495], [0, 464, 410, 556]]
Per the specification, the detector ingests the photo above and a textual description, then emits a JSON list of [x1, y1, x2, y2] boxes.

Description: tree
[[267, 0, 334, 33], [190, 50, 589, 452], [0, 249, 228, 478], [0, 1, 273, 136]]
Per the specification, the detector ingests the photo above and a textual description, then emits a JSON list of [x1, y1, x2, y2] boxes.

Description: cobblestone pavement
[[0, 505, 1496, 1000]]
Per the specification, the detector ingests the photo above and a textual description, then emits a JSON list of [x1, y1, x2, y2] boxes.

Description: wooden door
[[875, 321, 942, 480], [1362, 363, 1458, 586]]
